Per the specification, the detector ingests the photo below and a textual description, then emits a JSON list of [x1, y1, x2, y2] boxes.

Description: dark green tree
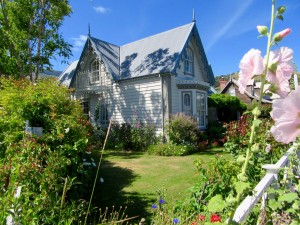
[[0, 0, 72, 81]]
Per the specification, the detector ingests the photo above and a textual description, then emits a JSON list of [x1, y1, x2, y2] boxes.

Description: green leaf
[[278, 192, 298, 203], [253, 119, 262, 127], [207, 194, 227, 213], [268, 199, 282, 211], [234, 181, 250, 194], [286, 208, 296, 214]]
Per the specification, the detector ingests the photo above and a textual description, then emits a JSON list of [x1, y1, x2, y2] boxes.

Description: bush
[[106, 121, 158, 151], [208, 94, 247, 122], [0, 77, 94, 223], [223, 113, 290, 182], [166, 113, 198, 145], [205, 121, 226, 145]]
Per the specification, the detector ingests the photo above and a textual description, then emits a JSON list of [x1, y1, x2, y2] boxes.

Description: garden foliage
[[208, 94, 247, 122], [0, 78, 94, 223], [166, 113, 198, 145]]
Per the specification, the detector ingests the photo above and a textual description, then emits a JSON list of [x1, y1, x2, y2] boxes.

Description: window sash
[[91, 61, 100, 83], [196, 92, 206, 127], [182, 92, 192, 116]]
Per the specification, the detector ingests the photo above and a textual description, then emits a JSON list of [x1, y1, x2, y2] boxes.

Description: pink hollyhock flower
[[270, 88, 300, 144], [265, 47, 294, 97], [210, 214, 221, 222], [274, 28, 292, 42], [238, 49, 264, 94]]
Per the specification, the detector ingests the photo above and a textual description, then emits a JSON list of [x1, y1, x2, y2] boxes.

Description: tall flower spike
[[238, 49, 264, 94], [270, 88, 300, 144]]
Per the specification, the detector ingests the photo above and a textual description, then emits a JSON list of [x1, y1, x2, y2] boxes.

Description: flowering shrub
[[166, 113, 198, 145], [0, 78, 95, 223], [106, 121, 158, 151]]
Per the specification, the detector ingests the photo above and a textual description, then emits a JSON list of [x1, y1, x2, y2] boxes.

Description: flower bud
[[273, 28, 291, 42], [257, 26, 268, 36], [252, 107, 261, 117], [277, 6, 286, 15], [226, 194, 236, 204], [237, 173, 248, 182], [236, 155, 246, 163], [268, 62, 278, 74], [251, 143, 260, 153]]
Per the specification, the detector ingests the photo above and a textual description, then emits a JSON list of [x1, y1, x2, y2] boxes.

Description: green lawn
[[92, 148, 228, 222]]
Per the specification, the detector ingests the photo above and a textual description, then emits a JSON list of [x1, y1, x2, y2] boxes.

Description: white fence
[[232, 143, 300, 223]]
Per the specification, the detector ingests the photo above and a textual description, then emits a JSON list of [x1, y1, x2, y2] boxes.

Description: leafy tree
[[208, 93, 247, 122], [0, 0, 72, 81]]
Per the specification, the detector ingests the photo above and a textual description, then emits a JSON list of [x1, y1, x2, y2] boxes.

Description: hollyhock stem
[[228, 0, 276, 223]]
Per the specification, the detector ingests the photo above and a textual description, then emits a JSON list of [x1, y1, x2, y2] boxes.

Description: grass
[[91, 148, 229, 223]]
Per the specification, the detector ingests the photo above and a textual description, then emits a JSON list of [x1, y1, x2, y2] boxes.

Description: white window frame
[[98, 98, 109, 125], [196, 91, 206, 128], [91, 60, 100, 83], [184, 48, 194, 75], [182, 91, 192, 116]]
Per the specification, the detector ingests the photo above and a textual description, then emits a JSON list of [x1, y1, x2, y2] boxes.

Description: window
[[184, 48, 193, 74], [196, 92, 206, 127], [99, 103, 108, 125], [91, 60, 100, 83], [81, 101, 90, 120], [182, 92, 192, 116]]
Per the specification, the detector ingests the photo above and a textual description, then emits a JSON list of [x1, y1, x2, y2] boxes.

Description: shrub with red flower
[[210, 214, 221, 223]]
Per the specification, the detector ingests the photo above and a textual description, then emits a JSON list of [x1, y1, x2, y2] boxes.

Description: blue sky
[[52, 0, 300, 77]]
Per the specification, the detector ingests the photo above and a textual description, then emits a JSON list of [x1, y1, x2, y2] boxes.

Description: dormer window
[[184, 48, 193, 75], [91, 60, 100, 83]]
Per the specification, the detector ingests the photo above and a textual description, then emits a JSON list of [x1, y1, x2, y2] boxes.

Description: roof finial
[[192, 9, 196, 22], [88, 23, 91, 37]]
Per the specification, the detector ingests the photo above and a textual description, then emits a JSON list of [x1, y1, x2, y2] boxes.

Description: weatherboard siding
[[111, 76, 163, 132]]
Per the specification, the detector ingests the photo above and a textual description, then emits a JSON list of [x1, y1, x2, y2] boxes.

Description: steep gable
[[66, 22, 215, 85], [89, 37, 120, 80]]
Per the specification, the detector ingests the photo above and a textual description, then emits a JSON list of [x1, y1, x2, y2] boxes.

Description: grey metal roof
[[89, 37, 120, 80], [59, 60, 79, 87], [119, 22, 194, 78], [67, 22, 215, 85]]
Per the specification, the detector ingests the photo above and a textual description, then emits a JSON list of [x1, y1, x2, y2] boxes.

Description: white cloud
[[93, 6, 110, 14], [71, 35, 87, 51], [206, 0, 254, 51]]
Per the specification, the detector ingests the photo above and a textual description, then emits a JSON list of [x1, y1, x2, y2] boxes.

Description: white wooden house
[[59, 21, 215, 134]]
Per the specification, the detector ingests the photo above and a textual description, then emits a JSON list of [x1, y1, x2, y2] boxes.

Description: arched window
[[91, 60, 100, 83], [184, 48, 193, 74], [182, 92, 192, 116]]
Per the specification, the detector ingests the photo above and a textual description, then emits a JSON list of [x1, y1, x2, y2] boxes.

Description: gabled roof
[[120, 22, 194, 78], [65, 22, 215, 85], [89, 37, 120, 80], [221, 79, 272, 103], [59, 60, 78, 87]]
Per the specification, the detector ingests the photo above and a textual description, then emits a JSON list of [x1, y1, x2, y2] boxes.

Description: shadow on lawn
[[92, 160, 154, 223]]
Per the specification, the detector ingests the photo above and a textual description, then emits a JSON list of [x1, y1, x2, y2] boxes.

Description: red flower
[[210, 214, 221, 223], [198, 214, 205, 221], [190, 221, 197, 225]]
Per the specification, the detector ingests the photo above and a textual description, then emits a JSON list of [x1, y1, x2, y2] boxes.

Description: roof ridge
[[121, 22, 195, 48], [90, 36, 120, 48]]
